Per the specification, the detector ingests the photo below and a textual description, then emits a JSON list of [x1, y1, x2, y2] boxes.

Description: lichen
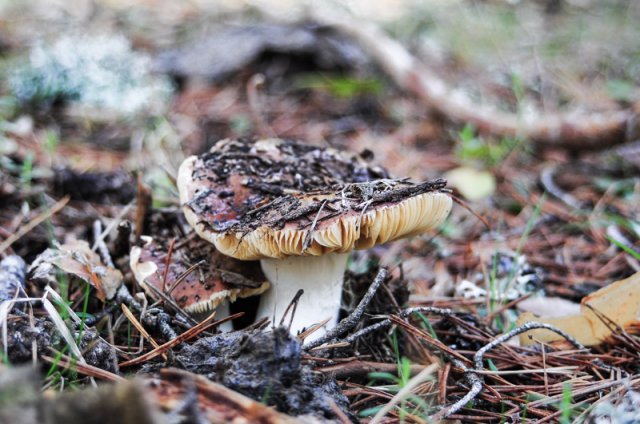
[[8, 34, 172, 116]]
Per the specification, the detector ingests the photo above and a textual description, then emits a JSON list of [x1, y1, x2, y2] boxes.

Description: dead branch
[[304, 267, 388, 350], [338, 306, 463, 346], [278, 288, 303, 329], [539, 164, 583, 209], [316, 359, 426, 379], [313, 10, 638, 150]]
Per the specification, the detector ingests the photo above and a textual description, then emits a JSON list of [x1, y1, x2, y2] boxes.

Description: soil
[[168, 328, 353, 419]]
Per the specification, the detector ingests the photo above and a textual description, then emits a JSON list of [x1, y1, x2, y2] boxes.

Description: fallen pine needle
[[298, 317, 331, 341], [119, 311, 242, 367], [121, 304, 165, 359], [42, 353, 125, 383], [0, 196, 70, 255], [473, 366, 579, 376]]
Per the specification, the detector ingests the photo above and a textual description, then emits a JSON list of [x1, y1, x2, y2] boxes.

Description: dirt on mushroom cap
[[179, 138, 452, 260]]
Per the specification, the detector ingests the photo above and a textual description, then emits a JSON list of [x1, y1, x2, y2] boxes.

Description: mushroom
[[130, 236, 269, 323], [177, 138, 452, 338]]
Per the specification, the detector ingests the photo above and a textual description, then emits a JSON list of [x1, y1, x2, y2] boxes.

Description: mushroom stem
[[258, 252, 350, 340], [215, 300, 234, 332]]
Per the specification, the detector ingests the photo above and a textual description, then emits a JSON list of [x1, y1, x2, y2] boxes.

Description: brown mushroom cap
[[130, 236, 269, 313], [178, 138, 452, 260]]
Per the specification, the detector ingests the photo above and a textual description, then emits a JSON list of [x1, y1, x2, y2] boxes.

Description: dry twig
[[339, 306, 462, 345], [0, 196, 69, 255], [119, 311, 243, 367], [42, 354, 125, 383], [304, 267, 389, 350], [434, 321, 615, 420]]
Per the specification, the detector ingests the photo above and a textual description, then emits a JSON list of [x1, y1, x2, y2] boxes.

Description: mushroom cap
[[130, 236, 269, 313], [178, 138, 452, 260]]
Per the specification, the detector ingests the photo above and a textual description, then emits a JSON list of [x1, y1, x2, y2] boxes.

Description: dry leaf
[[445, 166, 496, 201], [129, 237, 158, 286], [30, 239, 122, 301], [517, 272, 640, 346], [517, 296, 581, 318]]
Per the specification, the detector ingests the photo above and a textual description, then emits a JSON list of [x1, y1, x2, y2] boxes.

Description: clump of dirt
[[5, 318, 57, 364], [170, 327, 352, 419], [6, 318, 118, 373]]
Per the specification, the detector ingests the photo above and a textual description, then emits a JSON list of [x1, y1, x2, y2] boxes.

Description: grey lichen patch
[[8, 34, 172, 117], [0, 255, 26, 302]]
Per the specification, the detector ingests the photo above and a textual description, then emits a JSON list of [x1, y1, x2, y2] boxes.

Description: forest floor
[[0, 1, 639, 423]]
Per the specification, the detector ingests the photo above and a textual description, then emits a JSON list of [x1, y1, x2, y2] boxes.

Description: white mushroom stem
[[214, 300, 234, 332], [258, 252, 350, 340]]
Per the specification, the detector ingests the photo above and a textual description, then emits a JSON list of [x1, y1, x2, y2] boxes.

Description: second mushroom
[[178, 138, 452, 339]]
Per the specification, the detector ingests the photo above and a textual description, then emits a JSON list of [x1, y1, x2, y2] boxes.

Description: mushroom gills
[[258, 252, 350, 340], [189, 300, 233, 332]]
